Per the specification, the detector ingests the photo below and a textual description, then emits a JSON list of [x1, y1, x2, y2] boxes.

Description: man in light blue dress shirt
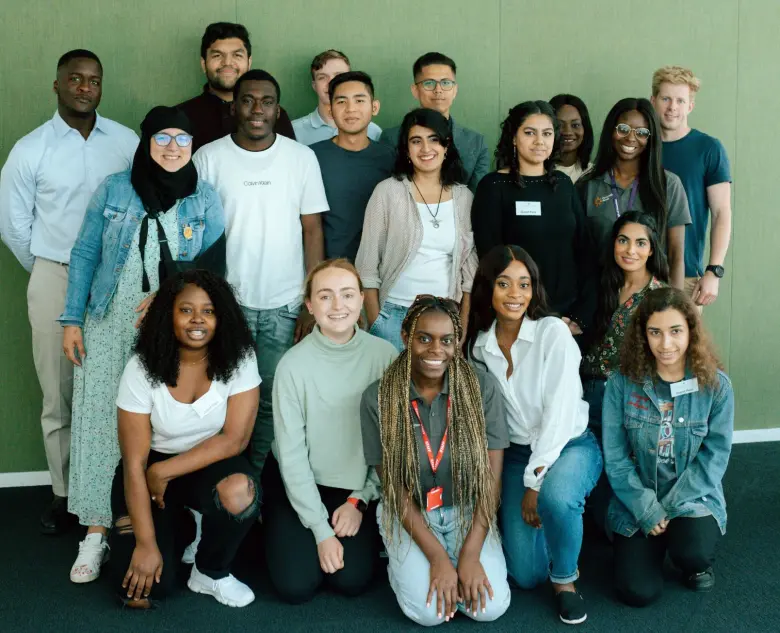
[[0, 49, 138, 534], [292, 49, 382, 146]]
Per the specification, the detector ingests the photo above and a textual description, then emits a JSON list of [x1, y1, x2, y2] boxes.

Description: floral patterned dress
[[68, 205, 180, 527]]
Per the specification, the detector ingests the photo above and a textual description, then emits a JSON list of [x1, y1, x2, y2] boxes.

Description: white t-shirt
[[116, 353, 261, 455], [193, 135, 329, 310], [387, 199, 455, 306]]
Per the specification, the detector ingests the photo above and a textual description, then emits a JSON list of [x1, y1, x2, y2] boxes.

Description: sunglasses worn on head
[[411, 294, 460, 313], [416, 79, 456, 92], [615, 123, 651, 140], [153, 133, 193, 148]]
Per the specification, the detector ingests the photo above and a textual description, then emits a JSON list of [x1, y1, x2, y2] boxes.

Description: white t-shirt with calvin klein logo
[[193, 134, 329, 310], [116, 353, 261, 455]]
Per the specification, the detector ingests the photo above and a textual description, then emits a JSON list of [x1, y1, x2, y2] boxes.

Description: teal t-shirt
[[661, 129, 731, 277]]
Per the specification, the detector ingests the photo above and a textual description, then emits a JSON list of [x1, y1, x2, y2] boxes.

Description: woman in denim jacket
[[603, 287, 734, 607], [57, 106, 225, 584]]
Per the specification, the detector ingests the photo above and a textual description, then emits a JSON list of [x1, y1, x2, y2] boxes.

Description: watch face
[[708, 265, 725, 278]]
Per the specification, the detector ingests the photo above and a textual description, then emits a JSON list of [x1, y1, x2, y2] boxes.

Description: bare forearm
[[364, 289, 380, 326], [401, 497, 450, 564], [124, 465, 156, 546], [156, 433, 245, 482], [709, 207, 732, 266], [303, 225, 324, 273]]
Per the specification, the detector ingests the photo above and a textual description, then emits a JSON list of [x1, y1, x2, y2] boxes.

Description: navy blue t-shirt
[[661, 129, 731, 277], [311, 138, 395, 261]]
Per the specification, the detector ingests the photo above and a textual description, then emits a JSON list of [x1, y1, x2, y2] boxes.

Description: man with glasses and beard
[[178, 22, 295, 151], [379, 52, 490, 192]]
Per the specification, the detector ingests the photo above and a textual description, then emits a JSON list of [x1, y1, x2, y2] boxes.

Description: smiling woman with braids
[[360, 295, 511, 626]]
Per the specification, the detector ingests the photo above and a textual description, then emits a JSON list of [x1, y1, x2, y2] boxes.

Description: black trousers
[[613, 515, 721, 607], [109, 450, 260, 600], [261, 454, 379, 604]]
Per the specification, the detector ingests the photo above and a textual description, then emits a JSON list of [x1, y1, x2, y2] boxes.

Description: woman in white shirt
[[465, 245, 602, 626], [109, 269, 261, 609], [264, 259, 397, 603], [356, 108, 478, 351]]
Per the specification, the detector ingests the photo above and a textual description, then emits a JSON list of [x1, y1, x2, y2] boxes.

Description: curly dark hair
[[465, 245, 557, 359], [549, 94, 594, 171], [134, 269, 254, 387], [495, 100, 559, 189], [619, 287, 722, 388], [391, 108, 466, 186], [590, 211, 670, 347], [582, 98, 668, 246]]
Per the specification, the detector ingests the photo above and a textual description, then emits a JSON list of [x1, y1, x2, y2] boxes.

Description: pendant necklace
[[412, 179, 444, 228]]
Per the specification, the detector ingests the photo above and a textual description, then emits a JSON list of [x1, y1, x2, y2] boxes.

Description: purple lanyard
[[609, 169, 639, 219]]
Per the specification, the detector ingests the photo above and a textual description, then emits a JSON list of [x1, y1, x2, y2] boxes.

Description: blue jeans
[[582, 378, 612, 534], [368, 301, 408, 352], [500, 431, 602, 586], [378, 503, 511, 626], [241, 303, 298, 474]]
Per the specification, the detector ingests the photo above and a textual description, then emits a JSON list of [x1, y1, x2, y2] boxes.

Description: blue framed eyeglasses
[[152, 133, 193, 148]]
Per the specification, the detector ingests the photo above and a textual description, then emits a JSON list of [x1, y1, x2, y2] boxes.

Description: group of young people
[[0, 19, 735, 627]]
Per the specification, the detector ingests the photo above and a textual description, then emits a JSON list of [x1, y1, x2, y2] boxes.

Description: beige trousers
[[27, 258, 73, 497]]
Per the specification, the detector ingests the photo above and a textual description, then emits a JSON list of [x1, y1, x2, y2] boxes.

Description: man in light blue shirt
[[0, 49, 138, 534], [292, 49, 382, 146]]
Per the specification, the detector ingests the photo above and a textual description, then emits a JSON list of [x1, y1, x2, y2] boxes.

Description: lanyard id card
[[411, 398, 450, 512]]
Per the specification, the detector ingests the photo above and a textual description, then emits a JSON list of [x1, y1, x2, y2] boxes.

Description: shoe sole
[[560, 614, 588, 625], [70, 570, 101, 584], [187, 579, 255, 608]]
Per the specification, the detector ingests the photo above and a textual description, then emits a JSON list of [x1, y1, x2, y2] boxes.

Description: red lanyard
[[411, 397, 450, 474]]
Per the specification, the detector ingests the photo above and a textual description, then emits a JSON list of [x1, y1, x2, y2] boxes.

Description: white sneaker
[[187, 565, 255, 607], [182, 509, 202, 564], [69, 533, 109, 584]]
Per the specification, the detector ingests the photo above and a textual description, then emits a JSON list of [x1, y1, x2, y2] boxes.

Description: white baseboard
[[733, 428, 780, 444], [0, 470, 52, 488], [0, 429, 777, 488]]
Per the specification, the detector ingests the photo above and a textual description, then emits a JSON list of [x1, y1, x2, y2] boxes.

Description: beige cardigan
[[355, 176, 478, 309]]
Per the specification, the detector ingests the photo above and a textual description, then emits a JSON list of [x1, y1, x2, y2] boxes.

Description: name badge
[[426, 486, 444, 512], [515, 201, 542, 216], [191, 388, 223, 418], [670, 378, 699, 398]]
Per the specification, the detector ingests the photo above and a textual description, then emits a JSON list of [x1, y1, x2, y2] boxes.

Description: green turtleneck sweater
[[271, 325, 397, 543]]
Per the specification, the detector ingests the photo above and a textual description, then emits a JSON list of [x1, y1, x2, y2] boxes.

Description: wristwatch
[[347, 497, 367, 513], [705, 265, 725, 278]]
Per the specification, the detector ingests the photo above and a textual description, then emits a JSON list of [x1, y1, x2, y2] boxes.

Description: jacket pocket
[[102, 206, 127, 223]]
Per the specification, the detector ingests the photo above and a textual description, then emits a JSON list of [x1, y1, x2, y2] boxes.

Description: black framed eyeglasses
[[415, 79, 457, 92], [615, 123, 651, 140], [152, 133, 193, 147]]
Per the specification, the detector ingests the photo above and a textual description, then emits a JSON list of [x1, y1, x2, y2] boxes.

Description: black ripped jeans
[[109, 450, 260, 601]]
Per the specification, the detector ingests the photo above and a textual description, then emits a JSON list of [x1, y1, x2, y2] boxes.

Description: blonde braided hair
[[378, 300, 497, 543]]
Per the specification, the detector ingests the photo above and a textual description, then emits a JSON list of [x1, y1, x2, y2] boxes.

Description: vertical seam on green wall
[[497, 0, 502, 169], [730, 0, 741, 371]]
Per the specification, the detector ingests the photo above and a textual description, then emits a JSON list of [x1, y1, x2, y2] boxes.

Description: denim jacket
[[602, 369, 734, 537], [59, 170, 225, 327]]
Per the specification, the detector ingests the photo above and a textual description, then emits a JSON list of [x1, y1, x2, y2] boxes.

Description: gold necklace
[[181, 354, 208, 367]]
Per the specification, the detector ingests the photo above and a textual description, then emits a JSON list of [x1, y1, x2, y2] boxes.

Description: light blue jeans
[[378, 503, 511, 627], [500, 430, 602, 586], [241, 302, 298, 474], [368, 301, 408, 352]]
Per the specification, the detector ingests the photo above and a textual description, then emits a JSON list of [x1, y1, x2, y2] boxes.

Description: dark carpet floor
[[1, 442, 778, 632]]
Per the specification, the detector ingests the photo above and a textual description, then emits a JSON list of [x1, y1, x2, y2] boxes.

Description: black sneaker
[[40, 495, 76, 535], [686, 567, 715, 592], [556, 590, 587, 625]]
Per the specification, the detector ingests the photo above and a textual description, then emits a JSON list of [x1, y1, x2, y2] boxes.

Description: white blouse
[[472, 317, 589, 490]]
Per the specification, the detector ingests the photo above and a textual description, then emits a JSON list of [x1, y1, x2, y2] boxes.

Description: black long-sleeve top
[[472, 171, 595, 329]]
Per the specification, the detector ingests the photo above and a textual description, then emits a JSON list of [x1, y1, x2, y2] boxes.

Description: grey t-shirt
[[655, 379, 677, 499], [310, 138, 395, 261], [581, 169, 692, 259], [360, 365, 509, 508]]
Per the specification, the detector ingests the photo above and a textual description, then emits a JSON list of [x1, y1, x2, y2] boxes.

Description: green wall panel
[[0, 0, 774, 473]]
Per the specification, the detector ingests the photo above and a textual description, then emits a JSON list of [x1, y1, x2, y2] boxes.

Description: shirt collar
[[409, 373, 450, 402], [476, 318, 538, 357], [201, 83, 231, 105], [308, 107, 329, 129], [51, 110, 106, 138]]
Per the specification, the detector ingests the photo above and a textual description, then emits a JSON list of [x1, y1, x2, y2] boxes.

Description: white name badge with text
[[515, 201, 542, 216], [670, 378, 699, 398]]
